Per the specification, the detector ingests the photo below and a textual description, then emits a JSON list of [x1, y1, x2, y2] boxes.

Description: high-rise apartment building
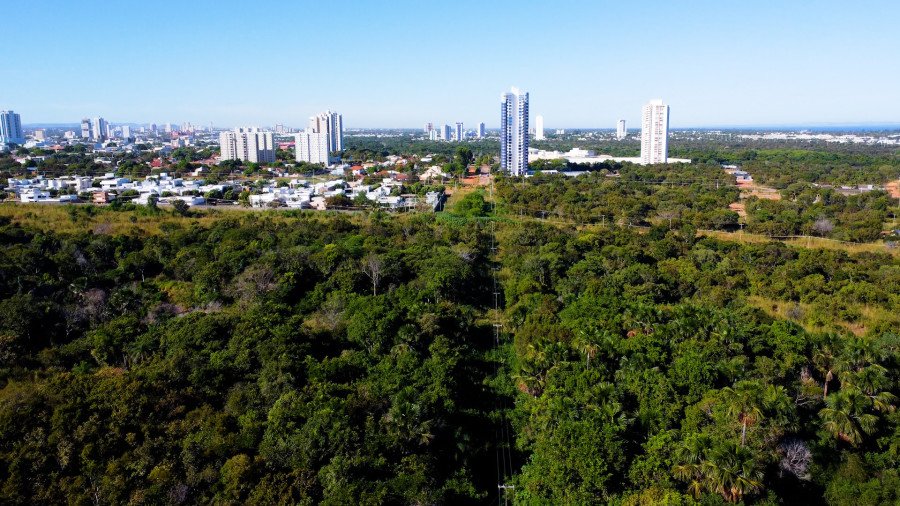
[[441, 124, 451, 141], [220, 128, 276, 164], [308, 110, 343, 154], [640, 100, 669, 164], [121, 125, 131, 139], [534, 114, 545, 140], [295, 130, 330, 165], [455, 122, 464, 142], [616, 120, 626, 140], [424, 122, 433, 134], [500, 87, 529, 176], [79, 117, 107, 142], [477, 122, 485, 138], [429, 129, 439, 141], [0, 110, 24, 147]]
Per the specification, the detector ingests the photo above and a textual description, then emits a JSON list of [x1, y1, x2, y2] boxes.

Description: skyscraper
[[500, 87, 529, 176], [308, 110, 343, 154], [640, 100, 669, 164], [89, 117, 108, 142], [81, 118, 91, 139], [616, 120, 626, 140], [455, 122, 464, 142], [477, 122, 485, 138], [121, 125, 131, 139], [534, 114, 545, 140], [295, 130, 330, 165], [424, 122, 433, 134], [220, 127, 276, 164], [441, 124, 451, 141], [0, 110, 24, 147]]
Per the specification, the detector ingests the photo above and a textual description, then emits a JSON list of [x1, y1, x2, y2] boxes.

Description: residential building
[[219, 127, 276, 164], [121, 125, 131, 139], [534, 114, 544, 140], [81, 119, 91, 139], [500, 87, 529, 176], [477, 122, 485, 138], [429, 129, 439, 141], [640, 100, 669, 164], [455, 122, 464, 142], [90, 117, 108, 142], [424, 122, 433, 134], [308, 110, 343, 154], [0, 110, 24, 147], [616, 119, 626, 140], [295, 130, 330, 165], [441, 124, 451, 141]]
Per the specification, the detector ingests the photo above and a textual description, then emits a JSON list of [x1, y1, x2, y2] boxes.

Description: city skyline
[[4, 1, 900, 128]]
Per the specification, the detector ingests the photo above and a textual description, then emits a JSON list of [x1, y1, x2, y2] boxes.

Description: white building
[[441, 124, 451, 141], [121, 125, 131, 139], [477, 122, 485, 138], [500, 87, 529, 176], [534, 114, 544, 140], [640, 100, 669, 164], [429, 129, 439, 141], [295, 130, 330, 165], [308, 110, 343, 153], [455, 122, 464, 142], [91, 117, 108, 142], [0, 110, 24, 147], [219, 128, 276, 164], [616, 119, 626, 140]]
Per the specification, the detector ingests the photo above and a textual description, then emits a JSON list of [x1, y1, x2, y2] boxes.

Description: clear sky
[[4, 0, 899, 129]]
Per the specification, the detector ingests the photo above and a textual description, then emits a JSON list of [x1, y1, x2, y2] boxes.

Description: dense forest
[[0, 200, 897, 504]]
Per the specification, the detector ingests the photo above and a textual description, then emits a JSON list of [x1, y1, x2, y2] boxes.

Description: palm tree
[[721, 381, 764, 446], [841, 364, 898, 413], [701, 443, 764, 503], [819, 389, 878, 446]]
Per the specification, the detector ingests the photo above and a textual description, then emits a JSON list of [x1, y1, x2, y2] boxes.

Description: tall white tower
[[534, 114, 545, 140], [640, 100, 669, 164], [500, 87, 529, 176], [0, 110, 24, 147], [616, 120, 626, 140], [308, 110, 343, 153], [455, 122, 464, 142]]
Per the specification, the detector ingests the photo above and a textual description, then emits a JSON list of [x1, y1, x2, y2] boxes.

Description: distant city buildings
[[455, 122, 464, 142], [220, 127, 276, 164], [616, 119, 626, 140], [441, 124, 451, 141], [640, 99, 669, 164], [424, 122, 433, 134], [477, 122, 485, 138], [500, 87, 529, 176], [534, 114, 545, 140], [0, 110, 24, 148], [429, 129, 439, 141], [121, 125, 131, 139]]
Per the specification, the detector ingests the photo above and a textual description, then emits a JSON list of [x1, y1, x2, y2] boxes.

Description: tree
[[171, 199, 190, 216], [361, 253, 384, 296], [819, 389, 878, 446], [721, 381, 764, 447], [701, 443, 763, 503]]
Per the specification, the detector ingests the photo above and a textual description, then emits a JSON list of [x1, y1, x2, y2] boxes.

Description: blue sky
[[4, 0, 899, 128]]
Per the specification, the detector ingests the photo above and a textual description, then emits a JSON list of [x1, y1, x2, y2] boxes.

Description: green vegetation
[[0, 198, 897, 504]]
